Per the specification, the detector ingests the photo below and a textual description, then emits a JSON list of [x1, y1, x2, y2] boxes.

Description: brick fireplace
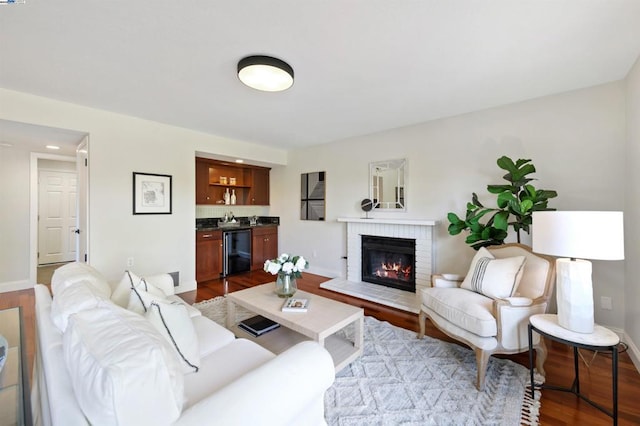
[[320, 218, 436, 313]]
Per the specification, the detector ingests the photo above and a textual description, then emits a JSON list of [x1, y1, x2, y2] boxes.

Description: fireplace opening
[[361, 235, 416, 292]]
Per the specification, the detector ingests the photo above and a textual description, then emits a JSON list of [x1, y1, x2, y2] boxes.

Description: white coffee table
[[226, 283, 364, 372]]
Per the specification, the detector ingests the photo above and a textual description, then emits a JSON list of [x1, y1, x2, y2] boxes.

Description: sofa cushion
[[51, 262, 111, 299], [460, 247, 526, 299], [146, 300, 200, 374], [421, 287, 497, 337], [63, 300, 184, 426], [183, 338, 275, 409], [190, 315, 236, 357], [50, 280, 107, 332]]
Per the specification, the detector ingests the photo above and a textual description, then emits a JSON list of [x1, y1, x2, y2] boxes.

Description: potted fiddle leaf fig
[[447, 156, 558, 250]]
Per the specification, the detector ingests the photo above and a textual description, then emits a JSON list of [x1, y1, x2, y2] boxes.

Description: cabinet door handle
[[202, 234, 212, 238]]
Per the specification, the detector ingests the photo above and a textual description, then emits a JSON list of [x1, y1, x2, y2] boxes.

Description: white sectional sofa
[[32, 262, 335, 426]]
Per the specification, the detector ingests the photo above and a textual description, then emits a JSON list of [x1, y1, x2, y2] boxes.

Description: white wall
[[0, 88, 286, 292], [625, 55, 640, 364], [0, 146, 31, 289], [272, 81, 627, 328]]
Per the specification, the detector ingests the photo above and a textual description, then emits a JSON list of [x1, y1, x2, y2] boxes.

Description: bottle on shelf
[[224, 188, 231, 205], [231, 189, 236, 205]]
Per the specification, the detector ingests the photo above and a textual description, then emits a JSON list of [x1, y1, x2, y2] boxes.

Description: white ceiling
[[1, 1, 640, 151], [0, 119, 86, 156]]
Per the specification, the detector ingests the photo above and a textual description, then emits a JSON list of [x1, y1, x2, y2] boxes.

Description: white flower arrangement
[[263, 253, 309, 278]]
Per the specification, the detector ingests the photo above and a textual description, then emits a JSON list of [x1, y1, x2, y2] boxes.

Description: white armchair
[[418, 243, 555, 390]]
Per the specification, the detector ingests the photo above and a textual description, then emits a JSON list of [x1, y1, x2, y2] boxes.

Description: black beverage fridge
[[223, 229, 251, 276]]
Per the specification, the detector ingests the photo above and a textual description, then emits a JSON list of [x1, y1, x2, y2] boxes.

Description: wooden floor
[[4, 270, 640, 425]]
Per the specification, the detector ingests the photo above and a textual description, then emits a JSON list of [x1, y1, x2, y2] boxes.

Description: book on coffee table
[[281, 297, 309, 312], [238, 315, 280, 337]]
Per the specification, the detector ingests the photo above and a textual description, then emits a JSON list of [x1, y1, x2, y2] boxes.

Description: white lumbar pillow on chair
[[460, 247, 526, 299]]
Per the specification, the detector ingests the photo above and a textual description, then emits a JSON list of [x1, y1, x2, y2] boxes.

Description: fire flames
[[374, 261, 412, 281]]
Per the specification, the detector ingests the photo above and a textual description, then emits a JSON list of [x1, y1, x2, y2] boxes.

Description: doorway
[[29, 136, 89, 285], [38, 163, 77, 265]]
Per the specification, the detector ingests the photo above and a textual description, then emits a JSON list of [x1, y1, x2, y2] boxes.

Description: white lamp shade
[[532, 211, 624, 260]]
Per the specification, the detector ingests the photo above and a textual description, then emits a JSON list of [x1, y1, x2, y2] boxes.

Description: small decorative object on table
[[282, 297, 309, 312], [264, 253, 309, 298], [238, 315, 280, 337]]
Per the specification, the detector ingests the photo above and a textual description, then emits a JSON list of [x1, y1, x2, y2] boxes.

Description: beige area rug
[[194, 297, 542, 426]]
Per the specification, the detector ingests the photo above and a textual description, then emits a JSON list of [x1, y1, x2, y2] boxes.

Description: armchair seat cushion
[[421, 287, 497, 337]]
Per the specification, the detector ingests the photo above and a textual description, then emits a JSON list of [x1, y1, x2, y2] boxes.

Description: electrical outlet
[[127, 257, 134, 267], [600, 296, 613, 310]]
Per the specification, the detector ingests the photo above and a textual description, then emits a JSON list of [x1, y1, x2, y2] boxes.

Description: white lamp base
[[556, 258, 594, 334]]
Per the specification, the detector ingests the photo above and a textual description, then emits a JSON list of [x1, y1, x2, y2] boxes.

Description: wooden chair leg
[[534, 336, 548, 377], [474, 348, 491, 391], [417, 310, 426, 339]]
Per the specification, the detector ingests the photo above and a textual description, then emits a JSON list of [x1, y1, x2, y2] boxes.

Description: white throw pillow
[[460, 247, 526, 299], [113, 270, 167, 307], [110, 271, 138, 308], [146, 300, 200, 374], [128, 287, 168, 315], [50, 280, 107, 332], [63, 300, 184, 426]]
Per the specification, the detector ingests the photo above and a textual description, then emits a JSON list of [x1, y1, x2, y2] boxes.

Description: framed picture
[[301, 171, 325, 220], [133, 172, 172, 215]]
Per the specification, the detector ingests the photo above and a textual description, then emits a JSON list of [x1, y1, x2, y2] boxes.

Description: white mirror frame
[[369, 159, 406, 211]]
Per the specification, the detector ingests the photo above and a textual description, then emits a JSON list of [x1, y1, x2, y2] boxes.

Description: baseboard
[[306, 266, 339, 280], [175, 279, 197, 294], [0, 279, 33, 293], [623, 331, 640, 374]]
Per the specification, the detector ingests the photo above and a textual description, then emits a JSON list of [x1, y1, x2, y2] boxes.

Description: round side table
[[528, 313, 620, 425]]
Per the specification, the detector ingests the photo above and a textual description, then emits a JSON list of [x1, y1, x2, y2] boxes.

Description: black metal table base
[[528, 323, 618, 425]]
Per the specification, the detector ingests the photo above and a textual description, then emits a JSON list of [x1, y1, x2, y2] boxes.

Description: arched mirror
[[370, 159, 406, 210]]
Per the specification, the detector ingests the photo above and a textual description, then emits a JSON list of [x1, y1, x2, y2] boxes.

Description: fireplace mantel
[[337, 217, 437, 226]]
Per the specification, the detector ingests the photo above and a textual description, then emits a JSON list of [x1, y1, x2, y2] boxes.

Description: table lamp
[[532, 211, 624, 334]]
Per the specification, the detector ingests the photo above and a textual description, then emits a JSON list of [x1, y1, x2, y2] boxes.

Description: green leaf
[[471, 193, 484, 208], [481, 227, 491, 239], [465, 234, 482, 244], [493, 211, 509, 230], [515, 158, 533, 169], [447, 212, 461, 224], [448, 223, 464, 235], [497, 191, 514, 208], [520, 199, 534, 213], [487, 184, 512, 194], [510, 164, 536, 182], [497, 156, 516, 172]]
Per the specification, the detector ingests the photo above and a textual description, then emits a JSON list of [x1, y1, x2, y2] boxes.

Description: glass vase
[[275, 272, 297, 298]]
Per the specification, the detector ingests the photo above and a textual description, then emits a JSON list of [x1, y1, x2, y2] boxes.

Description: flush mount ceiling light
[[237, 55, 294, 92]]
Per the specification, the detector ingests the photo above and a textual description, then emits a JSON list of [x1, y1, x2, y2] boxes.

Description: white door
[[38, 170, 77, 265]]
